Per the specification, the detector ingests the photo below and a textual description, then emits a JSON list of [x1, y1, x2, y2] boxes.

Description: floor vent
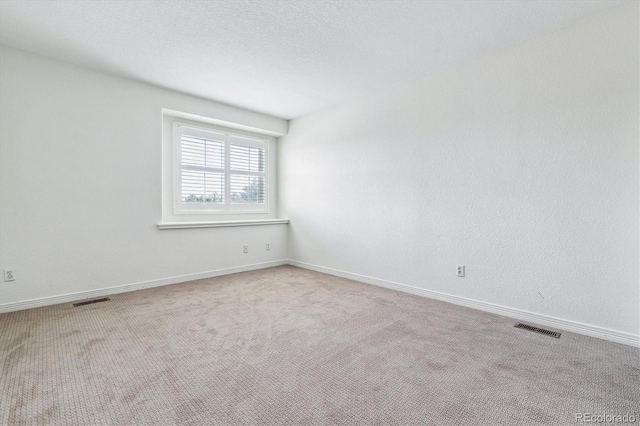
[[73, 297, 111, 307], [514, 323, 561, 338]]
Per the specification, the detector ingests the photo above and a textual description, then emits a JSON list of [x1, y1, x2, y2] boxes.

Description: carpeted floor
[[1, 265, 638, 425]]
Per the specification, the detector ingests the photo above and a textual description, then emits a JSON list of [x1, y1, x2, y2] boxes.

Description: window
[[174, 123, 267, 214]]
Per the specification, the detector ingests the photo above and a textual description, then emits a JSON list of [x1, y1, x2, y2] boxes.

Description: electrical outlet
[[3, 269, 16, 282], [243, 245, 248, 253], [456, 265, 465, 277], [266, 242, 271, 251]]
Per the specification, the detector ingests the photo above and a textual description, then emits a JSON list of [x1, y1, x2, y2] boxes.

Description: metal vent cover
[[73, 297, 111, 307], [514, 323, 561, 338]]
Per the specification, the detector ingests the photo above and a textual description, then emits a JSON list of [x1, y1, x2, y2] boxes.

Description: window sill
[[157, 219, 289, 230]]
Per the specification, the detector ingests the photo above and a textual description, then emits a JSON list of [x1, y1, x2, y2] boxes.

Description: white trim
[[287, 260, 640, 348], [0, 260, 287, 314], [162, 108, 287, 137], [3, 255, 635, 348], [157, 219, 289, 229]]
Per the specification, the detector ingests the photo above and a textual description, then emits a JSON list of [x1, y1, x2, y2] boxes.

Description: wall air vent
[[73, 297, 111, 307], [514, 323, 561, 338]]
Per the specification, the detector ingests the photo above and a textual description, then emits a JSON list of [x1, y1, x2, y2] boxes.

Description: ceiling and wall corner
[[0, 0, 626, 119]]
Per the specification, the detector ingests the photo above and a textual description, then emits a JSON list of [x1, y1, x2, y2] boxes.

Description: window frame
[[172, 122, 269, 215]]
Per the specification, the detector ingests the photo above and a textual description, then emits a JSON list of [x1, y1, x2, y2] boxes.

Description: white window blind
[[175, 125, 267, 213], [229, 136, 265, 205]]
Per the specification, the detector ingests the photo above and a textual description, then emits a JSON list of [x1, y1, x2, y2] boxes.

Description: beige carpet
[[1, 265, 638, 425]]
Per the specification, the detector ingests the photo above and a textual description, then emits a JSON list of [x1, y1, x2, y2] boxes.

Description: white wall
[[0, 46, 288, 308], [279, 4, 639, 338]]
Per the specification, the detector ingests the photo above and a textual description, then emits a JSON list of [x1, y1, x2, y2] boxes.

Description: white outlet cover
[[3, 269, 16, 281]]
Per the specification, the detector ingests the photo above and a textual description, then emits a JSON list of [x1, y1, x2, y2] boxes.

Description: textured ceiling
[[0, 0, 624, 119]]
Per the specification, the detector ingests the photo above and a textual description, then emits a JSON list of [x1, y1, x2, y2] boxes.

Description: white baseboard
[[287, 260, 640, 348], [2, 258, 637, 348], [0, 260, 287, 314]]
